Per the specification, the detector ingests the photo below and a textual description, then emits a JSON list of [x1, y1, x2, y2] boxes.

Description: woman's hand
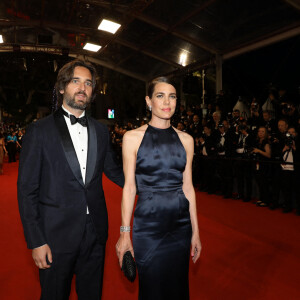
[[252, 148, 260, 154], [191, 233, 202, 263], [116, 233, 134, 268]]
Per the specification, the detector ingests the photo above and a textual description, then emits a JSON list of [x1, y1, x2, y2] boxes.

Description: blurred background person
[[234, 123, 255, 202], [6, 130, 21, 163], [0, 133, 8, 175], [280, 126, 299, 213], [269, 119, 288, 209], [252, 127, 271, 207]]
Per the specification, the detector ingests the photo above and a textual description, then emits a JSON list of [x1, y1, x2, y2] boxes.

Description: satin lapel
[[53, 109, 84, 187], [85, 117, 97, 187]]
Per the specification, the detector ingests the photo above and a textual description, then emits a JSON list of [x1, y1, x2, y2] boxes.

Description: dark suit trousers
[[39, 215, 106, 300]]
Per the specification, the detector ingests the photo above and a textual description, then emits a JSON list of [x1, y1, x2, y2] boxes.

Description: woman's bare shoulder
[[124, 125, 148, 139], [173, 128, 194, 145], [123, 125, 148, 152]]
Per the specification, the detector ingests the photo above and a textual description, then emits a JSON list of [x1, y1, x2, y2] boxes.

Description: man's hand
[[32, 244, 52, 269]]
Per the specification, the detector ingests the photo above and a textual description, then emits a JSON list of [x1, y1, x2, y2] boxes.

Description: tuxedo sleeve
[[17, 123, 47, 249], [103, 128, 124, 188]]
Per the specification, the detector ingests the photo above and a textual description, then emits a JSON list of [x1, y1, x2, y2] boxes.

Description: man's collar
[[62, 104, 85, 118]]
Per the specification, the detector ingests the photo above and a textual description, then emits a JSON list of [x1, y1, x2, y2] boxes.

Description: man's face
[[222, 120, 229, 130], [278, 120, 288, 133], [288, 128, 297, 138], [61, 66, 93, 111], [203, 126, 211, 135], [193, 115, 199, 123], [213, 114, 219, 122], [233, 111, 240, 118], [219, 126, 225, 134], [263, 112, 270, 121], [177, 122, 184, 131], [269, 93, 275, 100]]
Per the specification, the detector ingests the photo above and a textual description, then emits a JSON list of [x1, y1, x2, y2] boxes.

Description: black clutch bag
[[122, 251, 136, 282]]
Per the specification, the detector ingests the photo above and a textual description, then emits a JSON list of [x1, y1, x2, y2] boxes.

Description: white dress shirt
[[62, 105, 89, 213]]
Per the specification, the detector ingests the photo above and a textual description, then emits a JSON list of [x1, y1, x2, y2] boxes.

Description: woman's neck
[[148, 118, 171, 129]]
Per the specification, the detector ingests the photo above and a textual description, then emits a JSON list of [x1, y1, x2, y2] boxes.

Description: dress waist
[[137, 183, 182, 193]]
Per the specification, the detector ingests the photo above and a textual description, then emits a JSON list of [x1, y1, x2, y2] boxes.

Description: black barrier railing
[[196, 154, 300, 166]]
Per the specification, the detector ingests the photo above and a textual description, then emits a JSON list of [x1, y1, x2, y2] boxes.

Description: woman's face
[[146, 82, 177, 121], [258, 127, 267, 139]]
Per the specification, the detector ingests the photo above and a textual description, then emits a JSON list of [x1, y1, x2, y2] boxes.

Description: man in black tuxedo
[[17, 59, 124, 300]]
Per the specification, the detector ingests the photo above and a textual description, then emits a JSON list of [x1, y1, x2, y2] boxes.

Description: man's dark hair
[[55, 59, 97, 106], [147, 77, 175, 98], [278, 118, 289, 125]]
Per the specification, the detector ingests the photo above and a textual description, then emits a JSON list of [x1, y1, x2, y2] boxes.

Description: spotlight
[[179, 52, 187, 66], [98, 19, 121, 34], [83, 43, 102, 52]]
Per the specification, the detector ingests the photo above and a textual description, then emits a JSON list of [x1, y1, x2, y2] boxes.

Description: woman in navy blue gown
[[116, 77, 201, 300]]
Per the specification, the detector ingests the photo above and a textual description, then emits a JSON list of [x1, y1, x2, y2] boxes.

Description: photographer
[[280, 101, 299, 128], [247, 98, 262, 135], [214, 121, 235, 198], [252, 127, 271, 207], [212, 111, 222, 131], [188, 114, 202, 138], [269, 119, 289, 209], [198, 124, 217, 193], [234, 123, 255, 202], [261, 110, 277, 137], [232, 109, 241, 124], [280, 127, 299, 213]]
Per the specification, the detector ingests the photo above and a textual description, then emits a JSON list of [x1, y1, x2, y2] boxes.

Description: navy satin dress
[[133, 124, 192, 300]]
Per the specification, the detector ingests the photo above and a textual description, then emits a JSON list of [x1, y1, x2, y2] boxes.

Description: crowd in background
[[1, 87, 300, 215], [0, 122, 24, 168]]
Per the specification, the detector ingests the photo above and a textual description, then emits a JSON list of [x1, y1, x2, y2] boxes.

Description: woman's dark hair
[[55, 59, 97, 106], [147, 77, 175, 98]]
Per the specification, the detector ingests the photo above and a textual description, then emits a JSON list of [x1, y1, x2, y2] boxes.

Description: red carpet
[[1, 162, 300, 300]]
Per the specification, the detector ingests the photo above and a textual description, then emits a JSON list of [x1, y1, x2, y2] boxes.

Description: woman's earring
[[148, 106, 152, 111]]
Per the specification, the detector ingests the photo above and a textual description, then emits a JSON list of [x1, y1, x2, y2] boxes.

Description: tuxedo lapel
[[85, 117, 97, 187], [53, 109, 84, 187]]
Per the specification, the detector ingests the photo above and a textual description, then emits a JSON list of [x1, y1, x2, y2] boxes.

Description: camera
[[243, 146, 257, 160], [285, 133, 294, 146], [282, 103, 292, 113], [227, 112, 232, 120], [216, 143, 225, 153]]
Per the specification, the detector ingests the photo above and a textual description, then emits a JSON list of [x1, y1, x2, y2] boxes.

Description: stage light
[[83, 43, 101, 52], [0, 35, 3, 43], [179, 52, 187, 66], [98, 19, 121, 34]]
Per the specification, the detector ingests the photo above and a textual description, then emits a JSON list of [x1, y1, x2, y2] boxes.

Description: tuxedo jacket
[[17, 108, 124, 252]]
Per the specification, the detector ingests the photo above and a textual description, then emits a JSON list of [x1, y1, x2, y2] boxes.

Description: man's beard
[[64, 91, 91, 110]]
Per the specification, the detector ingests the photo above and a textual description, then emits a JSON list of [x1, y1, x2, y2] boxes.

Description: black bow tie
[[62, 109, 87, 127], [70, 115, 87, 127]]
